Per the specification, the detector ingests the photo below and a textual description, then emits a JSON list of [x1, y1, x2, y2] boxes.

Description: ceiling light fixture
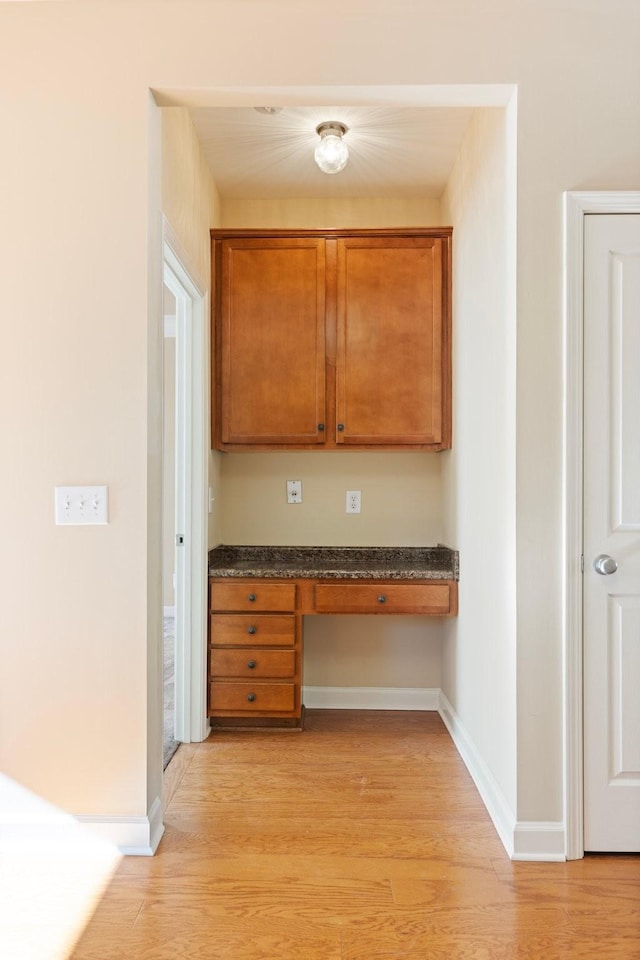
[[314, 121, 349, 175]]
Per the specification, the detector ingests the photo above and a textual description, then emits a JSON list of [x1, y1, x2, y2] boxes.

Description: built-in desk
[[207, 546, 459, 729]]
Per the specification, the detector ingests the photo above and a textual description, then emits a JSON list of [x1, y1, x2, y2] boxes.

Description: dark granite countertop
[[208, 545, 459, 581]]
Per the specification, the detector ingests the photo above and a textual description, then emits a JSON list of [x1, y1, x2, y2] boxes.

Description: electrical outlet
[[346, 490, 361, 514], [287, 480, 302, 504]]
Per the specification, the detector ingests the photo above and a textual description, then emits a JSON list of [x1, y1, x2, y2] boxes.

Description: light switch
[[55, 485, 109, 525]]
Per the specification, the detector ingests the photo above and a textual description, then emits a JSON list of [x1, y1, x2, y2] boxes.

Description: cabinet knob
[[377, 595, 387, 603], [318, 423, 325, 431], [247, 625, 256, 635], [247, 660, 256, 669], [247, 693, 256, 702], [248, 593, 256, 602], [337, 423, 345, 431]]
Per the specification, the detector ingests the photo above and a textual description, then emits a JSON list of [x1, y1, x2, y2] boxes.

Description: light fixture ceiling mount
[[314, 121, 349, 175]]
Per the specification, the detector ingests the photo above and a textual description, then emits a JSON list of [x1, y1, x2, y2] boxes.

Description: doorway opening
[[162, 233, 210, 755], [153, 82, 520, 855]]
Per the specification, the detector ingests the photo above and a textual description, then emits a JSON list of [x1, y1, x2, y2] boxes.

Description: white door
[[583, 213, 640, 851]]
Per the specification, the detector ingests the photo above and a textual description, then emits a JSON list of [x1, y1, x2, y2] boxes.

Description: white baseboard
[[512, 821, 566, 861], [163, 605, 176, 618], [0, 795, 164, 857], [438, 692, 566, 861], [303, 686, 440, 711], [438, 691, 517, 858], [77, 795, 165, 855]]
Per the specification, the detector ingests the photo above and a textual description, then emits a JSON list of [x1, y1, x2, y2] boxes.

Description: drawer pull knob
[[247, 660, 256, 669], [247, 625, 256, 635], [337, 423, 345, 431], [318, 423, 325, 431], [247, 693, 256, 702], [248, 593, 256, 602], [377, 594, 387, 603]]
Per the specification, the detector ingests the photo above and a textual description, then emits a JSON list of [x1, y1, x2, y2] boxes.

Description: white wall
[[161, 108, 221, 288], [221, 197, 442, 229], [441, 106, 518, 815], [160, 106, 224, 548], [1, 0, 639, 849], [220, 451, 444, 547]]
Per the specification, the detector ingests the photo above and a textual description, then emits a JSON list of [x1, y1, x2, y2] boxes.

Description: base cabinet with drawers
[[208, 579, 303, 728], [208, 575, 458, 729]]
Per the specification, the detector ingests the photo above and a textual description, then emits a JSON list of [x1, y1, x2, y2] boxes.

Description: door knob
[[593, 554, 618, 575]]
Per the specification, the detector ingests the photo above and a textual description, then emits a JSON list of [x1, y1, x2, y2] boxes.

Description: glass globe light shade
[[314, 122, 349, 175]]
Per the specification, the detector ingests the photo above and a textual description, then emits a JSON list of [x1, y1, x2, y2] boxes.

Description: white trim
[[163, 605, 176, 618], [162, 237, 210, 746], [153, 83, 516, 110], [438, 692, 516, 859], [77, 796, 164, 856], [303, 686, 440, 710], [512, 821, 566, 862], [563, 192, 640, 861], [163, 314, 176, 338], [0, 800, 164, 857]]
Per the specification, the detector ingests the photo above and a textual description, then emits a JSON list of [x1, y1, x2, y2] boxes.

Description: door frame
[[162, 221, 210, 744], [564, 191, 640, 860]]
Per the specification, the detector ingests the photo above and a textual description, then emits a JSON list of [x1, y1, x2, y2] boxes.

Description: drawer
[[210, 581, 296, 612], [314, 581, 456, 615], [210, 648, 296, 679], [209, 681, 296, 713], [210, 614, 295, 646]]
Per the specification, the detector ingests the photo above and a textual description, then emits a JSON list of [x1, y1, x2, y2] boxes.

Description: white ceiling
[[189, 105, 475, 200]]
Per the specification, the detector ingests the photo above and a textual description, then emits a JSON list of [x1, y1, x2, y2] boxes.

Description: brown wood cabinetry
[[211, 228, 452, 452], [208, 575, 458, 729], [216, 237, 326, 447], [208, 579, 303, 728], [313, 580, 457, 616]]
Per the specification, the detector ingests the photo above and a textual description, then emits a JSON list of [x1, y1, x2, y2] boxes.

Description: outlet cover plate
[[346, 490, 361, 514], [286, 480, 302, 504]]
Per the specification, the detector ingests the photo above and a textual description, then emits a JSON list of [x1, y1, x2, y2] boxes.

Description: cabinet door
[[335, 237, 450, 447], [218, 238, 326, 446]]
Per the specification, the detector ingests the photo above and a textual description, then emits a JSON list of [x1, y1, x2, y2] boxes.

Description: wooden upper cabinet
[[336, 236, 446, 446], [217, 237, 326, 446], [211, 229, 451, 451]]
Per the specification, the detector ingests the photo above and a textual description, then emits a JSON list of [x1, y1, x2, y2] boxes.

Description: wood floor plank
[[72, 928, 343, 960], [109, 851, 455, 883], [166, 790, 490, 821], [492, 854, 640, 880], [126, 881, 393, 934], [162, 742, 197, 809], [342, 933, 640, 960], [157, 814, 506, 860]]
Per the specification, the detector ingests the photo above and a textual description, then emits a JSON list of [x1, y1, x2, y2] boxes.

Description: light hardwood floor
[[71, 710, 640, 959]]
